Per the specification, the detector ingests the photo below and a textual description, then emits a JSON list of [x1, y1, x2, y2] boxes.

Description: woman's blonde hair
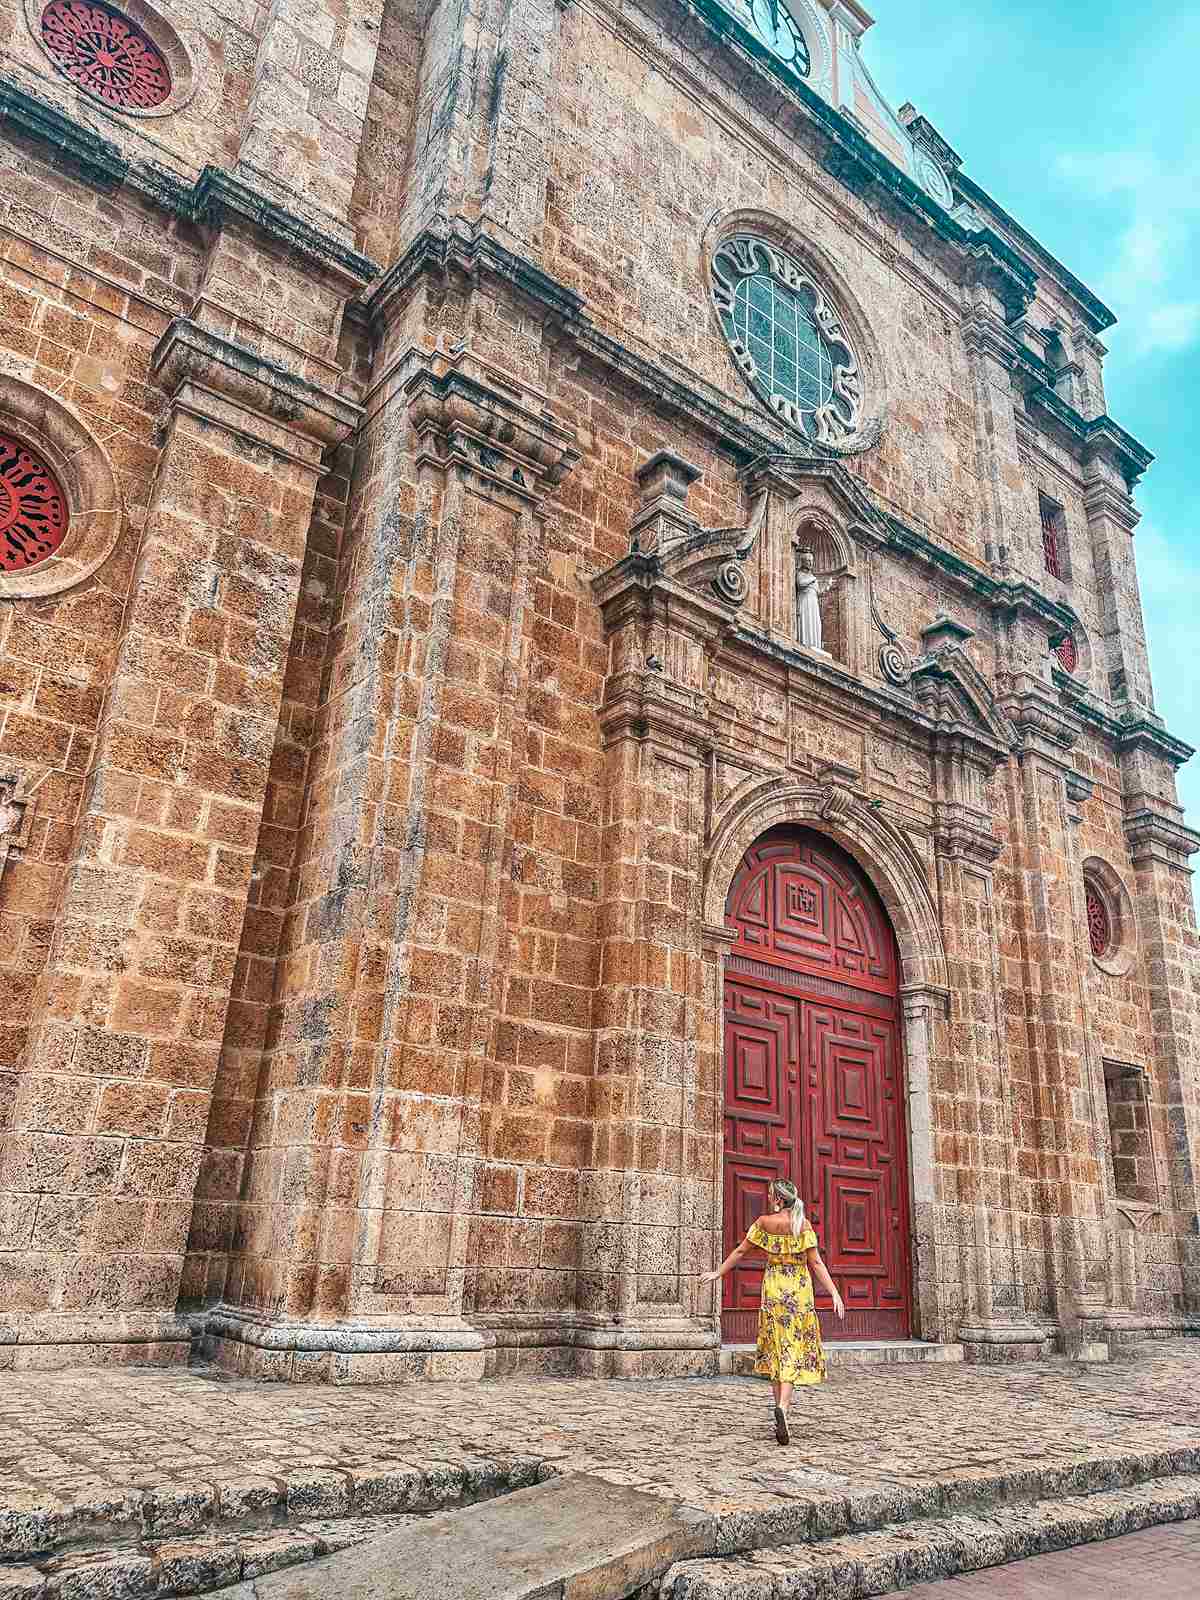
[[772, 1179, 806, 1236]]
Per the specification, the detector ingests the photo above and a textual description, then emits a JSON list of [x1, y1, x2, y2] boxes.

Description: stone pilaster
[[0, 322, 359, 1369], [1122, 789, 1200, 1311], [1083, 455, 1151, 710], [202, 337, 581, 1381], [961, 292, 1039, 577], [234, 0, 385, 225]]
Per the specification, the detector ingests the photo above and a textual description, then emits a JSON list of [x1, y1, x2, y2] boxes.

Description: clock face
[[724, 0, 811, 78], [749, 0, 810, 73]]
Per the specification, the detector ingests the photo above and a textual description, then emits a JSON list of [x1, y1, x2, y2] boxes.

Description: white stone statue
[[795, 549, 823, 651]]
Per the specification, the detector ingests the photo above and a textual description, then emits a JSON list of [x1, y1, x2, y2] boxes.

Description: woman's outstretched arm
[[807, 1248, 846, 1319], [700, 1237, 750, 1284]]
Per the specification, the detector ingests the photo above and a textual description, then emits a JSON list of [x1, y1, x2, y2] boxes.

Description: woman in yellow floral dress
[[702, 1180, 844, 1444]]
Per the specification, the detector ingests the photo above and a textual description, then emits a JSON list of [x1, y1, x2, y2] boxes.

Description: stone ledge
[[0, 1312, 191, 1372], [0, 76, 379, 288], [151, 320, 362, 457], [0, 1454, 548, 1562], [662, 1473, 1200, 1598]]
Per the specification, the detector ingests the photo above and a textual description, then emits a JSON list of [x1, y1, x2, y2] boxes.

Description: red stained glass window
[[1054, 631, 1078, 674], [1086, 884, 1111, 959], [1041, 517, 1060, 578], [41, 0, 171, 110], [0, 432, 69, 572]]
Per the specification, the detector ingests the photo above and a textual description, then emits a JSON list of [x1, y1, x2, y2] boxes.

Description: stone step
[[720, 1341, 964, 1376], [660, 1472, 1200, 1598], [0, 1513, 414, 1600], [0, 1454, 548, 1561], [210, 1473, 713, 1600]]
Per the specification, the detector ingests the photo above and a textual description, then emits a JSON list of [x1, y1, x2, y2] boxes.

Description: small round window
[[0, 432, 69, 572], [41, 0, 172, 110], [1053, 630, 1078, 674], [1085, 882, 1111, 959], [711, 236, 863, 446]]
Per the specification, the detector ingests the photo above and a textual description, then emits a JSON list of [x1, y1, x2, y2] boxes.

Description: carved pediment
[[909, 635, 1014, 763]]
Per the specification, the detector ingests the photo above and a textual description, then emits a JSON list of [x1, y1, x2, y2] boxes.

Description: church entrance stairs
[[1, 1341, 1198, 1598]]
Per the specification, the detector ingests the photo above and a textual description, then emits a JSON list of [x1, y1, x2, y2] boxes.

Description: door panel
[[721, 828, 912, 1344], [721, 983, 801, 1345]]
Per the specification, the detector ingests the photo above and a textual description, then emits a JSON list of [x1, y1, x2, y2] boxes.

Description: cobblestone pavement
[[878, 1517, 1200, 1597], [1, 1340, 1199, 1524]]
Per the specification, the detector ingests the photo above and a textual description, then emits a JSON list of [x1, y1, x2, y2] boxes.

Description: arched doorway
[[721, 825, 913, 1342]]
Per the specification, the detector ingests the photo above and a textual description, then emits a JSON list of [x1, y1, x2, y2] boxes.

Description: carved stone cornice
[[364, 222, 586, 335], [701, 922, 737, 955], [403, 350, 579, 502], [151, 319, 361, 464], [1022, 385, 1154, 490], [595, 667, 712, 758], [908, 642, 1013, 768], [0, 76, 379, 289], [900, 982, 952, 1020], [995, 685, 1079, 758], [1115, 717, 1195, 769], [961, 304, 1029, 367], [1122, 808, 1200, 869], [192, 166, 376, 290], [1082, 477, 1141, 533], [900, 107, 963, 175], [931, 809, 1003, 866]]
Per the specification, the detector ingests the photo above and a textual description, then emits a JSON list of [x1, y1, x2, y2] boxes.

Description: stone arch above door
[[704, 776, 949, 997]]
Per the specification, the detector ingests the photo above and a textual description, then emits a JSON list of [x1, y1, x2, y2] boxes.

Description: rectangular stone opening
[[1103, 1059, 1159, 1205]]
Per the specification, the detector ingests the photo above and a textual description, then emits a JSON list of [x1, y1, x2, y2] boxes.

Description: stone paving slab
[[0, 1339, 1198, 1570], [219, 1474, 713, 1600]]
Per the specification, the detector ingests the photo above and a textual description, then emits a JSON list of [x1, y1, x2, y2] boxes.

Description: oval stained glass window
[[0, 433, 70, 572], [1054, 630, 1078, 674], [1085, 883, 1111, 959], [41, 0, 172, 110]]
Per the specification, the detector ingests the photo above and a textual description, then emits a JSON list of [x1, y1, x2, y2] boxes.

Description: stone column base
[[470, 1311, 719, 1379], [0, 1313, 191, 1373], [958, 1321, 1052, 1364], [202, 1308, 720, 1384], [201, 1307, 489, 1384], [1098, 1311, 1200, 1354]]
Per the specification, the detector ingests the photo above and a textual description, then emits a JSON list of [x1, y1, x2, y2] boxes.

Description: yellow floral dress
[[747, 1220, 827, 1386]]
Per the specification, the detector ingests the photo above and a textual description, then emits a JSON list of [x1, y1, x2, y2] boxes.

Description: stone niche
[[793, 517, 853, 666]]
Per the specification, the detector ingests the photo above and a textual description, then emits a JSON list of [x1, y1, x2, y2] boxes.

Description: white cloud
[[1141, 303, 1200, 355], [1132, 520, 1200, 829], [1053, 150, 1200, 357]]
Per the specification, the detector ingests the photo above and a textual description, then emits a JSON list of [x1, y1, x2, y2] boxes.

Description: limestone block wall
[[0, 0, 388, 1363], [0, 0, 1195, 1381]]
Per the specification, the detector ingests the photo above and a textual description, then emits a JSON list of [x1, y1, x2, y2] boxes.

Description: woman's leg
[[771, 1379, 780, 1406], [778, 1380, 793, 1413]]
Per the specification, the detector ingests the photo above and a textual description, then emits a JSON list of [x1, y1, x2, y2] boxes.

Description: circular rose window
[[711, 236, 863, 446], [1085, 884, 1111, 959], [41, 0, 172, 110], [0, 432, 70, 572], [1054, 630, 1078, 674]]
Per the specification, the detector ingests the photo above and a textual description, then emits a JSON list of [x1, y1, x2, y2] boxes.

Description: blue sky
[[860, 1, 1200, 835]]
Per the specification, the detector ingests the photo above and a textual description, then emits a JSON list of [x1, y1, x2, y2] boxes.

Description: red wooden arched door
[[721, 826, 912, 1342]]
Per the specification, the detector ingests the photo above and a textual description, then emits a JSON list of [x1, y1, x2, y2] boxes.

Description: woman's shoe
[[773, 1405, 790, 1445]]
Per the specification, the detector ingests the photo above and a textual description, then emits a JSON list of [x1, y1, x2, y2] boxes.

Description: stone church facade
[[0, 0, 1196, 1381]]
